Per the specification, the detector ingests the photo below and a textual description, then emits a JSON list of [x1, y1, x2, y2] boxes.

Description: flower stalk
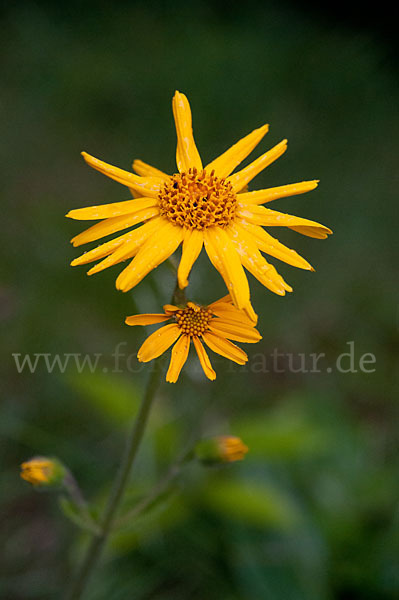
[[65, 356, 164, 600]]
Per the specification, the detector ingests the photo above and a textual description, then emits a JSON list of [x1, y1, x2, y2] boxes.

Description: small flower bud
[[20, 456, 66, 488], [195, 436, 249, 465]]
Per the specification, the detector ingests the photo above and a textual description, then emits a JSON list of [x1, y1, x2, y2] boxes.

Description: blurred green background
[[1, 1, 398, 598]]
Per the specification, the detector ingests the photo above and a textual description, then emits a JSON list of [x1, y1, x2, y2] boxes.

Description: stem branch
[[115, 447, 193, 529]]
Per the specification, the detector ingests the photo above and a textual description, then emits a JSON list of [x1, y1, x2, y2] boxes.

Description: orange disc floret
[[159, 168, 237, 230], [174, 304, 213, 336]]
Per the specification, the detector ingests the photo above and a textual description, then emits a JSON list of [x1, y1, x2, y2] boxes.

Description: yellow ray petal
[[166, 334, 190, 383], [125, 314, 170, 326], [129, 187, 143, 199], [116, 220, 184, 292], [202, 332, 247, 365], [210, 303, 257, 326], [177, 228, 204, 289], [81, 152, 162, 197], [206, 227, 250, 310], [192, 336, 216, 380], [236, 204, 332, 237], [132, 159, 169, 180], [238, 180, 319, 205], [205, 124, 269, 178], [66, 197, 158, 221], [208, 295, 258, 323], [208, 294, 232, 307], [203, 232, 240, 308], [137, 324, 181, 363], [71, 206, 159, 247], [163, 304, 180, 315], [227, 139, 288, 192], [172, 91, 202, 172], [71, 234, 128, 266], [227, 223, 292, 295], [209, 319, 262, 343], [86, 217, 161, 275], [289, 225, 331, 239], [242, 302, 258, 324], [236, 220, 313, 270]]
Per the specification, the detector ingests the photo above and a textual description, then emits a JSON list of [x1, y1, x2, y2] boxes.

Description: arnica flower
[[125, 295, 261, 383], [195, 436, 249, 465], [20, 457, 66, 488], [68, 91, 332, 313]]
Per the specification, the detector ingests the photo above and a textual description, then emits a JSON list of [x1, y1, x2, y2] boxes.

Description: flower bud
[[195, 436, 249, 465], [20, 456, 66, 488]]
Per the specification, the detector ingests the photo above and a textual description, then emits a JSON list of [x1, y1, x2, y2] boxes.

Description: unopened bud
[[20, 456, 66, 488], [195, 436, 249, 465]]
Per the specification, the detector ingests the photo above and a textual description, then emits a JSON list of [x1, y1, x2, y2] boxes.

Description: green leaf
[[233, 406, 328, 460], [202, 479, 300, 530], [66, 371, 141, 423]]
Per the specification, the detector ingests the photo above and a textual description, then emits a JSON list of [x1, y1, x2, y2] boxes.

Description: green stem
[[171, 279, 187, 306], [65, 357, 164, 600]]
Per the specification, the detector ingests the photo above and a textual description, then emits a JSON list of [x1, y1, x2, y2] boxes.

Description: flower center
[[159, 168, 237, 230], [174, 304, 212, 336]]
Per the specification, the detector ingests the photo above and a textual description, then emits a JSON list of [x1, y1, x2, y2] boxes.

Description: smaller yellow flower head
[[125, 294, 261, 383], [216, 436, 249, 463], [20, 456, 65, 487], [195, 436, 249, 465]]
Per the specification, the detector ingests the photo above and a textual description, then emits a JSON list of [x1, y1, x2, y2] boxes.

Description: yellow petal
[[236, 204, 332, 238], [129, 187, 143, 199], [66, 197, 158, 221], [172, 91, 202, 172], [192, 337, 216, 380], [163, 304, 180, 315], [209, 303, 257, 326], [177, 229, 204, 289], [138, 324, 181, 362], [132, 159, 169, 180], [205, 227, 250, 310], [289, 225, 332, 239], [237, 220, 313, 270], [242, 302, 258, 324], [71, 206, 159, 247], [166, 334, 190, 383], [116, 220, 184, 292], [202, 332, 247, 365], [227, 223, 292, 295], [203, 232, 239, 308], [227, 139, 288, 192], [125, 314, 170, 326], [205, 124, 269, 178], [71, 234, 128, 266], [209, 319, 261, 343], [238, 180, 319, 205], [86, 217, 161, 275], [81, 152, 162, 197], [208, 294, 232, 307]]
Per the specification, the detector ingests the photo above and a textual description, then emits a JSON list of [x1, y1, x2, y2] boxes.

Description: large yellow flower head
[[125, 295, 261, 383], [68, 91, 331, 314]]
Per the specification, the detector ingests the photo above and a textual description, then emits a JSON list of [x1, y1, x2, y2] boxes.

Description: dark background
[[1, 1, 398, 598]]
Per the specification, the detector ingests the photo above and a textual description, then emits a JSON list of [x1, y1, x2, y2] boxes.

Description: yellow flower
[[216, 436, 249, 462], [68, 91, 331, 313], [20, 457, 66, 487], [125, 294, 261, 383], [195, 436, 249, 465]]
